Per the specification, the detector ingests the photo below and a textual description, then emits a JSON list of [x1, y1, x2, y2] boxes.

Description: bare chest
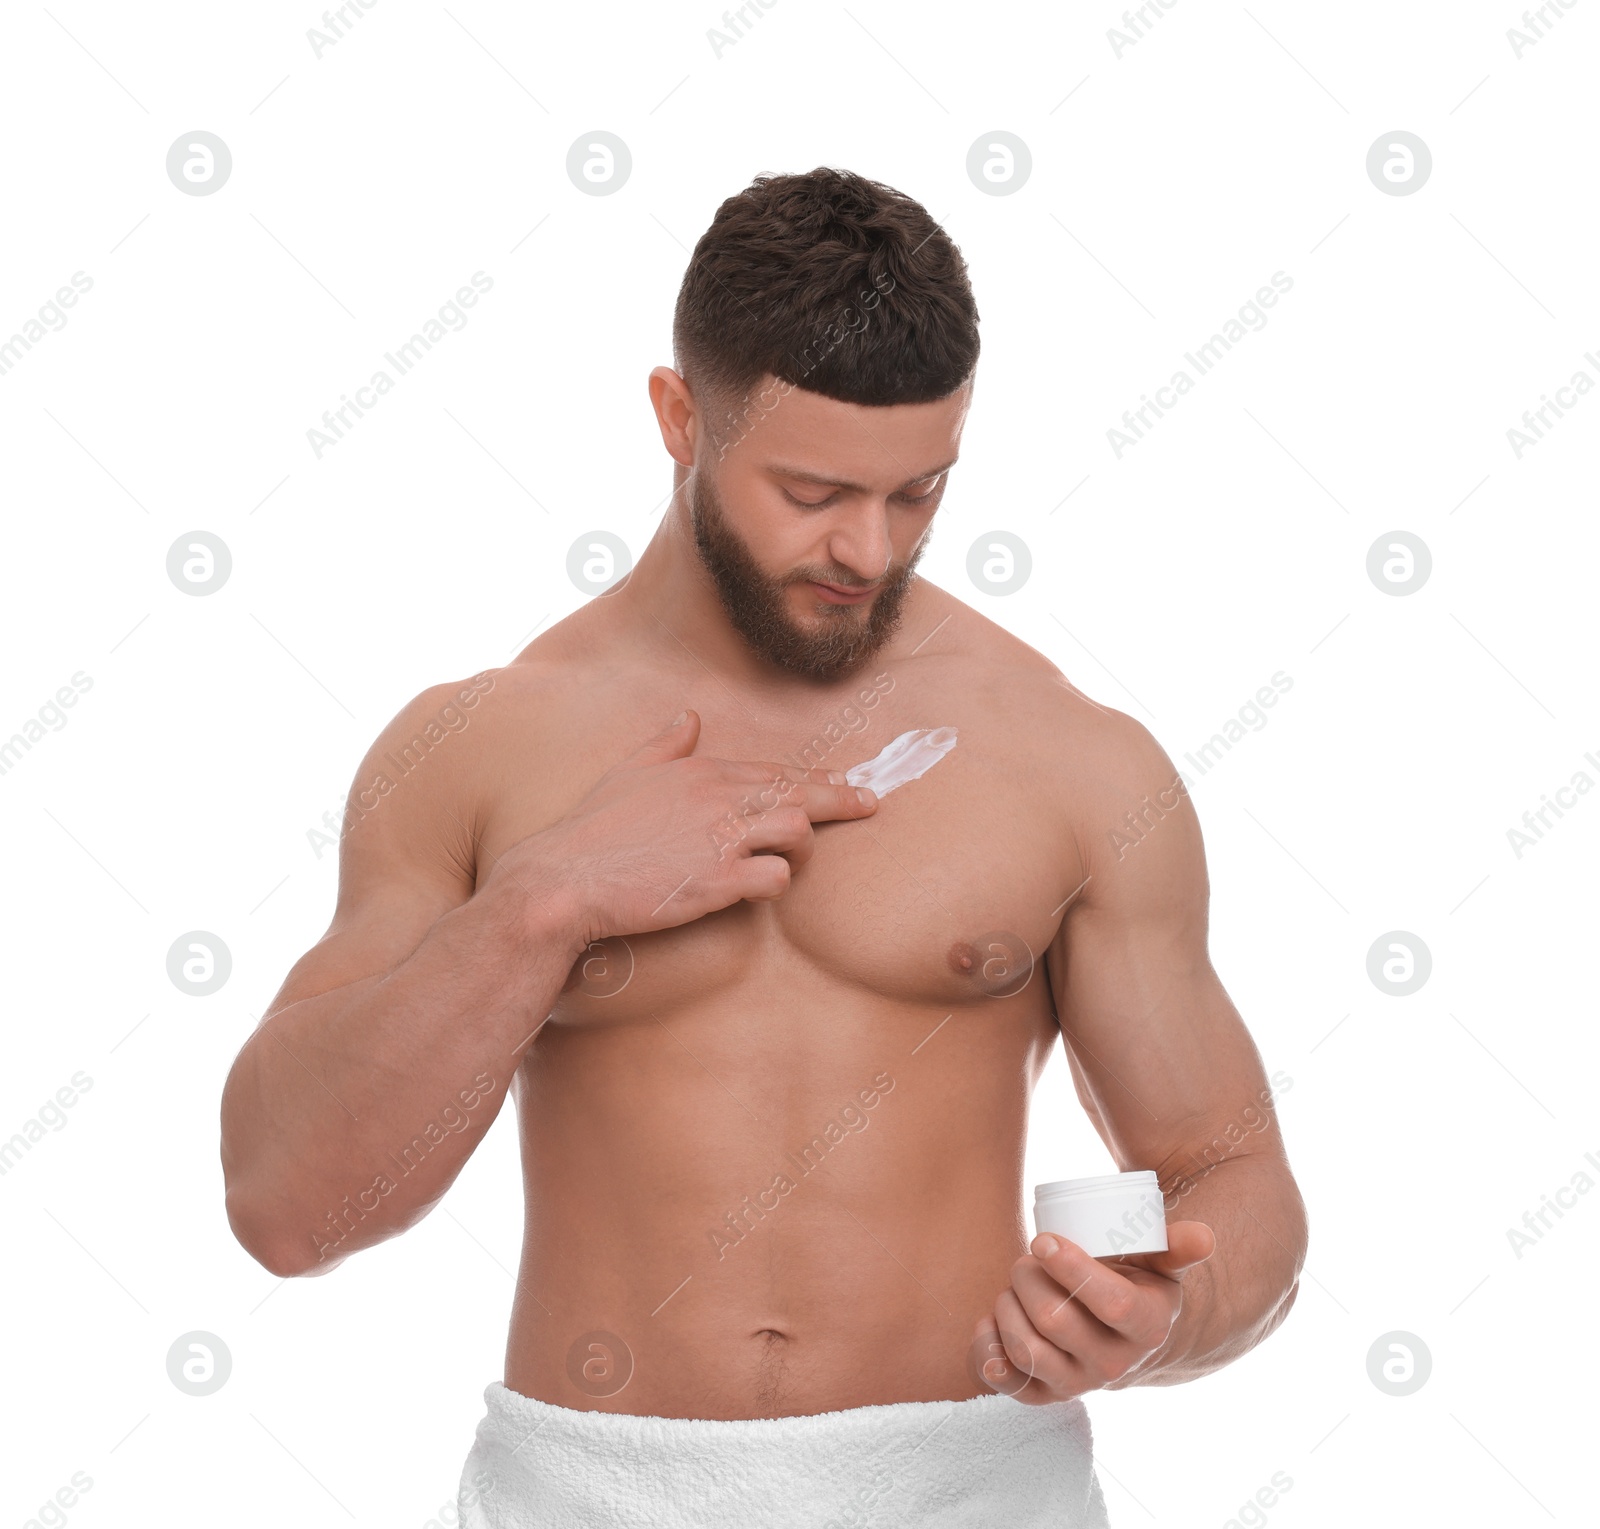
[[479, 695, 1082, 1026]]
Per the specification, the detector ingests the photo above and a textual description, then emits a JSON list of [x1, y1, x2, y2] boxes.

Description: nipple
[[947, 931, 1035, 997], [948, 940, 979, 974]]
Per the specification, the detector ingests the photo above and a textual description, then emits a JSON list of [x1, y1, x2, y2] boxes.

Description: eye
[[782, 487, 838, 508], [780, 478, 945, 508]]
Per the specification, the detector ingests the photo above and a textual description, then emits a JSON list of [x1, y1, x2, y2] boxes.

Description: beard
[[688, 468, 926, 683]]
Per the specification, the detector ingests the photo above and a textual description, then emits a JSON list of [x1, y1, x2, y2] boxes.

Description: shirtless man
[[220, 167, 1307, 1527]]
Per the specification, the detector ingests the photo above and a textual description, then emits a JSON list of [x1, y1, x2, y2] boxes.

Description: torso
[[470, 580, 1089, 1418]]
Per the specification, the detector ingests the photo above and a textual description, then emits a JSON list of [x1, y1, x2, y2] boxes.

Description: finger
[[733, 760, 854, 789], [720, 773, 878, 824], [973, 1305, 1038, 1399], [619, 709, 700, 768], [993, 1289, 1084, 1404], [1027, 1235, 1151, 1337], [1112, 1220, 1215, 1279], [737, 807, 817, 869], [794, 781, 878, 822], [727, 851, 792, 902], [969, 1314, 1018, 1395], [1010, 1258, 1122, 1357]]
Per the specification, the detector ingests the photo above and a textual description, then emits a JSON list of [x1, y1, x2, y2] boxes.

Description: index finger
[[731, 763, 879, 823], [1027, 1234, 1150, 1334]]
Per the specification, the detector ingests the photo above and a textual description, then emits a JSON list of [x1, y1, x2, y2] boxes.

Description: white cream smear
[[844, 727, 959, 798]]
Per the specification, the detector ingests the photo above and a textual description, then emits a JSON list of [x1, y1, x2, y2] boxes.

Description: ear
[[648, 366, 698, 468]]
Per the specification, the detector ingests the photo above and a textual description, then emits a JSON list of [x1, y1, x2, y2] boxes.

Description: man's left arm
[[977, 706, 1307, 1401]]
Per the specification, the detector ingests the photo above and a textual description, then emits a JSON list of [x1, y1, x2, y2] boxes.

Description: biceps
[[1052, 905, 1276, 1168], [262, 787, 478, 1020]]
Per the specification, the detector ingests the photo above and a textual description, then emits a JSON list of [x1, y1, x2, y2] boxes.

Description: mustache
[[788, 565, 898, 590]]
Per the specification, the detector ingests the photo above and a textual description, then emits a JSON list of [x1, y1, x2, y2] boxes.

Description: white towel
[[456, 1379, 1111, 1527]]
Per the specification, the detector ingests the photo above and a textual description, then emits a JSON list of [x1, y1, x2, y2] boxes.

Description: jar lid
[[1034, 1169, 1159, 1198]]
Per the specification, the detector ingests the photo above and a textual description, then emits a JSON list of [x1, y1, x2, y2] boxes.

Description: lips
[[807, 579, 877, 605]]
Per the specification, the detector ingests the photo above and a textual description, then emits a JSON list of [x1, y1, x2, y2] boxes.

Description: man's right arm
[[218, 678, 581, 1277], [219, 689, 877, 1278]]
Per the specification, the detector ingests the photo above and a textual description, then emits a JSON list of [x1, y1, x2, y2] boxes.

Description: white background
[[2, 2, 1596, 1525]]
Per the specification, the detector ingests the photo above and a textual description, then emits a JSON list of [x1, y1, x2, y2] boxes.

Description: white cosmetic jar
[[1033, 1171, 1169, 1257]]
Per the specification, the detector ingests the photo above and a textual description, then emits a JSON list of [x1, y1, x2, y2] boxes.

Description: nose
[[826, 505, 895, 584]]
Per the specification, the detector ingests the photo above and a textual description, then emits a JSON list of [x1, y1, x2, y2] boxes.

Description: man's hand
[[482, 709, 879, 950], [972, 1221, 1216, 1404]]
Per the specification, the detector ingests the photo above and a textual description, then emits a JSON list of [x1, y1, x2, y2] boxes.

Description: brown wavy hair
[[672, 167, 980, 429]]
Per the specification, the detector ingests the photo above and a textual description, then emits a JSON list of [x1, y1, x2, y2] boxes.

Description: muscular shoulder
[[329, 655, 594, 904], [897, 580, 1063, 703], [334, 670, 506, 889], [359, 653, 595, 815], [356, 668, 505, 787], [902, 581, 1152, 748], [904, 582, 1185, 858]]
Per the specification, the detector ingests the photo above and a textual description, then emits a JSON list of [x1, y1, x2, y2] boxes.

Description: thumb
[[616, 708, 700, 769], [1121, 1220, 1215, 1279]]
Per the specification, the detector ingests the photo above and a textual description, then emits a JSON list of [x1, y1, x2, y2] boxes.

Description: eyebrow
[[767, 458, 958, 494]]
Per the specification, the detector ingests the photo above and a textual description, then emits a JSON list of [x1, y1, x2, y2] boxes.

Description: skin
[[220, 364, 1307, 1420]]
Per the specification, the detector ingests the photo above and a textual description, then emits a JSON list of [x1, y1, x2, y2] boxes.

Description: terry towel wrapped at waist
[[457, 1379, 1110, 1527]]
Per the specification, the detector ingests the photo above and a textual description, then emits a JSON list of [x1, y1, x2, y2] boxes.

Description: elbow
[[1261, 1268, 1302, 1348], [1269, 1182, 1310, 1326], [1286, 1177, 1310, 1280], [225, 1184, 324, 1279], [220, 1086, 331, 1280]]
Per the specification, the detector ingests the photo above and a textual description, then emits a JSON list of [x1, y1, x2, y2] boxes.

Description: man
[[220, 167, 1307, 1527]]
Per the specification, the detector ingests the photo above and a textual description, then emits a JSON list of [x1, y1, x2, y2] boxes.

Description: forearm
[[220, 876, 581, 1275], [1112, 1151, 1307, 1387]]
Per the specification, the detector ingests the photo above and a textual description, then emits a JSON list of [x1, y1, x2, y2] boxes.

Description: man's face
[[688, 376, 970, 683]]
